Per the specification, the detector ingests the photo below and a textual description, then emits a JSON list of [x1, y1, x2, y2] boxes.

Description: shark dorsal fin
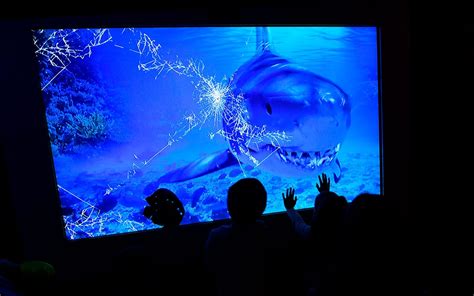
[[256, 27, 271, 53]]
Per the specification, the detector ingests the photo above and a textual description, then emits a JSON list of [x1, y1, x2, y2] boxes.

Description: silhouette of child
[[344, 192, 395, 296], [107, 188, 186, 295], [205, 178, 269, 296], [283, 173, 348, 296], [283, 173, 347, 239]]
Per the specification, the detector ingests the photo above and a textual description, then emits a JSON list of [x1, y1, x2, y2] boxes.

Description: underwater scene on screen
[[33, 27, 381, 239]]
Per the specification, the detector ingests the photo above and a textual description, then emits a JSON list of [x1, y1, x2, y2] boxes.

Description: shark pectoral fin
[[331, 158, 343, 184], [158, 149, 238, 183]]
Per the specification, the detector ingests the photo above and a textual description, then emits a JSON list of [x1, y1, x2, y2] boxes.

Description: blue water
[[34, 27, 380, 240]]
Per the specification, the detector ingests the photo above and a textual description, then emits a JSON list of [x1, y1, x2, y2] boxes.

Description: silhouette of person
[[107, 188, 186, 296], [283, 173, 348, 296], [204, 178, 269, 296], [143, 188, 185, 228], [343, 192, 396, 296], [283, 173, 347, 239]]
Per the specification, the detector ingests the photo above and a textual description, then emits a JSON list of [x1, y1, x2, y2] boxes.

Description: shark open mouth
[[246, 143, 341, 170], [277, 143, 340, 169], [251, 143, 341, 170]]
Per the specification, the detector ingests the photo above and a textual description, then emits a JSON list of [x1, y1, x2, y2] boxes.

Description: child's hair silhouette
[[144, 188, 184, 227], [227, 178, 267, 223]]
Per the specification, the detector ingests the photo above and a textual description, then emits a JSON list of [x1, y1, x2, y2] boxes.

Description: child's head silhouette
[[144, 188, 184, 227], [227, 178, 267, 223]]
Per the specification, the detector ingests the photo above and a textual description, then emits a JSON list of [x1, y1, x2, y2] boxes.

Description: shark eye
[[265, 103, 273, 115]]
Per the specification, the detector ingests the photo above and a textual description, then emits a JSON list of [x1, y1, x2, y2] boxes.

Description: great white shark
[[158, 27, 351, 183]]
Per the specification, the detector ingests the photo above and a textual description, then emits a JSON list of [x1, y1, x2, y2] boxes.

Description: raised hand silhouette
[[282, 187, 297, 210], [316, 173, 330, 193]]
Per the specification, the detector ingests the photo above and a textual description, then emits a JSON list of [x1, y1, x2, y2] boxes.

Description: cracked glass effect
[[33, 27, 381, 239]]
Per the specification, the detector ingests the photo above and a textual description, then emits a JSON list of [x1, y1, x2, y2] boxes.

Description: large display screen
[[33, 27, 381, 239]]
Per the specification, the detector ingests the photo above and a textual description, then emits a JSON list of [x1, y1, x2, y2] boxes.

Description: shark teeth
[[276, 143, 341, 170]]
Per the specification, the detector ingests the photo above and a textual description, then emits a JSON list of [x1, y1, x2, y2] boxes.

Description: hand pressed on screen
[[316, 173, 330, 193], [282, 187, 297, 210]]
